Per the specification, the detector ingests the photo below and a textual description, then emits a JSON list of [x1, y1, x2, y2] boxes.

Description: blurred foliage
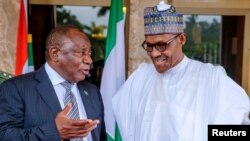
[[56, 6, 85, 30], [96, 7, 110, 17], [184, 15, 221, 64], [0, 71, 13, 84]]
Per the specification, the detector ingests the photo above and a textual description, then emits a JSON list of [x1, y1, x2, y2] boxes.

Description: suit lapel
[[35, 66, 62, 117], [77, 83, 95, 119], [77, 83, 98, 141]]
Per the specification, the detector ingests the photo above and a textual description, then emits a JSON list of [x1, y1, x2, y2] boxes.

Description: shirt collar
[[163, 55, 189, 75], [45, 62, 67, 86]]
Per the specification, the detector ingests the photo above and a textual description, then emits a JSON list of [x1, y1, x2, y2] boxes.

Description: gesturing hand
[[55, 103, 100, 139]]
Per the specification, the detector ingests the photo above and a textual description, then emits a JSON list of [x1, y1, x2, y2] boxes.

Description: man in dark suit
[[0, 25, 107, 141]]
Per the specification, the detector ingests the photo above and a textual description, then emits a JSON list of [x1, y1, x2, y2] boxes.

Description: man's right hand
[[55, 103, 100, 139]]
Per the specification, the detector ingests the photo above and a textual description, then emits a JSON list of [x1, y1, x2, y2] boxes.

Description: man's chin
[[155, 67, 169, 73], [74, 75, 86, 83], [156, 70, 166, 73], [153, 64, 167, 73], [80, 75, 86, 81]]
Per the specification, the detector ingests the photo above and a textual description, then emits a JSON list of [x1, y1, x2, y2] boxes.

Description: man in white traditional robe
[[112, 2, 250, 141]]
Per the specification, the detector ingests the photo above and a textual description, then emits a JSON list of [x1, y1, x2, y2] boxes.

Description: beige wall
[[0, 0, 19, 74]]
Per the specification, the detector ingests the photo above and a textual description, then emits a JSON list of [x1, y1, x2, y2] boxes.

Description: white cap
[[157, 0, 171, 11]]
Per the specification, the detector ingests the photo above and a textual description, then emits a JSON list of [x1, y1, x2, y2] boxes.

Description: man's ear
[[180, 33, 186, 45], [49, 46, 60, 62]]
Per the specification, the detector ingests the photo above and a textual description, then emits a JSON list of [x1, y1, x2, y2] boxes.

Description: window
[[183, 15, 222, 65]]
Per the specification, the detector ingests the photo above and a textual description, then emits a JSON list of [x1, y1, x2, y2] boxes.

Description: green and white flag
[[100, 0, 125, 140]]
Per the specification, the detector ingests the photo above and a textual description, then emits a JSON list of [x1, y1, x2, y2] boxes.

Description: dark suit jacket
[[0, 66, 107, 141]]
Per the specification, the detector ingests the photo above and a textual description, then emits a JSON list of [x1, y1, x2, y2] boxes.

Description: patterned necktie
[[61, 81, 80, 119], [61, 81, 85, 141]]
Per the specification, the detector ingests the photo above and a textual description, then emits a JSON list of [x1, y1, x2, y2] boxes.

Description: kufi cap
[[144, 2, 184, 35]]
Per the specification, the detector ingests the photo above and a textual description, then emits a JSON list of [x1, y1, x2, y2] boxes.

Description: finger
[[72, 125, 97, 136], [62, 122, 99, 139], [65, 131, 89, 139], [62, 119, 99, 138], [66, 120, 98, 133], [63, 126, 91, 138], [84, 120, 99, 129], [93, 120, 100, 124], [83, 123, 98, 132], [61, 103, 72, 116], [70, 119, 93, 126]]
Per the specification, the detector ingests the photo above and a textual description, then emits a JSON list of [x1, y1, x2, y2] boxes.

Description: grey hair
[[45, 25, 83, 60], [46, 25, 82, 50]]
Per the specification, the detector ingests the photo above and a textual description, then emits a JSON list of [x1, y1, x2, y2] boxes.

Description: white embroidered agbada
[[112, 56, 250, 141]]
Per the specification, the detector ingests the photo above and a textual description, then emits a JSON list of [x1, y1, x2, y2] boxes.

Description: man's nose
[[149, 47, 162, 57]]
